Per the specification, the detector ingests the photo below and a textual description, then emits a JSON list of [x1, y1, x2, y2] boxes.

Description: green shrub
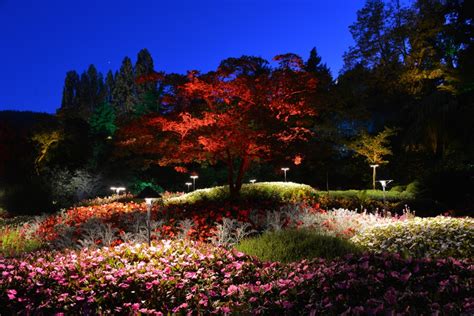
[[0, 226, 43, 257], [165, 182, 318, 205], [390, 185, 405, 192], [130, 180, 164, 195], [351, 216, 474, 259], [317, 188, 416, 211], [405, 180, 421, 196], [235, 229, 361, 263]]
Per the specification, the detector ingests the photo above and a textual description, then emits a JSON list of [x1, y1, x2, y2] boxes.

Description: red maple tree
[[120, 55, 318, 197]]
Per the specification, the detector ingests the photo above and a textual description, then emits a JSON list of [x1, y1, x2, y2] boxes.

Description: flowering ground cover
[[0, 240, 472, 315], [1, 183, 473, 313], [352, 216, 474, 258]]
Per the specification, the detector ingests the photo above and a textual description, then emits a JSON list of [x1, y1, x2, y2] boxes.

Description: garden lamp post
[[137, 187, 162, 246], [185, 182, 192, 192], [110, 186, 126, 195], [378, 180, 393, 203], [190, 175, 198, 191], [281, 168, 289, 182], [370, 164, 379, 190], [250, 179, 256, 184]]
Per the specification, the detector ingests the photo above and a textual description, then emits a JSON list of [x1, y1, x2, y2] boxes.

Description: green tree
[[305, 47, 333, 90], [60, 71, 80, 109], [135, 48, 156, 97], [89, 102, 117, 137], [349, 127, 397, 189], [113, 57, 137, 114], [104, 70, 115, 103]]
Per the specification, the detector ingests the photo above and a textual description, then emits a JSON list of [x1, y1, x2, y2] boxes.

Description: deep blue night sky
[[0, 0, 365, 114]]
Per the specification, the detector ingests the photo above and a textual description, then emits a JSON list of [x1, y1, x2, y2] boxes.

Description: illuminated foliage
[[121, 55, 318, 197], [349, 127, 397, 188], [88, 102, 117, 137], [31, 130, 62, 174]]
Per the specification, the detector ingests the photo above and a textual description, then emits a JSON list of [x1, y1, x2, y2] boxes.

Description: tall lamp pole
[[370, 164, 379, 190], [185, 182, 192, 192], [281, 168, 289, 182], [378, 180, 393, 203], [137, 187, 161, 246], [190, 175, 198, 191], [110, 186, 126, 195]]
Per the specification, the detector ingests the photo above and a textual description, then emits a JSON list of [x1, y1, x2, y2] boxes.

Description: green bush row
[[165, 182, 318, 205]]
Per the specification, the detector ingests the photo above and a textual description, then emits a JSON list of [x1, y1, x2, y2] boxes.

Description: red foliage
[[34, 199, 317, 245], [119, 55, 319, 197], [293, 155, 303, 165]]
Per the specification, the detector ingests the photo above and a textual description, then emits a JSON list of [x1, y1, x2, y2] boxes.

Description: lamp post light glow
[[185, 182, 192, 192], [369, 164, 379, 190], [190, 175, 198, 191], [137, 187, 162, 246], [378, 179, 393, 203], [281, 168, 289, 182], [110, 186, 126, 195], [250, 179, 256, 184]]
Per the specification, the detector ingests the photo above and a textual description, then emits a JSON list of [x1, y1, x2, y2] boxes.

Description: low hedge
[[351, 216, 474, 258], [165, 182, 318, 205], [317, 189, 414, 211]]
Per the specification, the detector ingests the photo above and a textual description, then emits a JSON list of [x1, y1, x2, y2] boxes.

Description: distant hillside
[[0, 110, 57, 132], [0, 110, 56, 125]]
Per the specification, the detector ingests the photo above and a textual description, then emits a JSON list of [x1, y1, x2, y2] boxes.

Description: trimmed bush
[[351, 216, 474, 258], [317, 189, 416, 212], [165, 182, 318, 205], [235, 229, 360, 262]]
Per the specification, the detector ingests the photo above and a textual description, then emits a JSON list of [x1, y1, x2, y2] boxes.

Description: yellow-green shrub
[[351, 216, 474, 258], [165, 182, 318, 205]]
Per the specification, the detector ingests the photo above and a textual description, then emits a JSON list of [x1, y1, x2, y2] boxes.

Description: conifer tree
[[135, 48, 156, 96], [305, 47, 333, 91], [104, 70, 115, 103], [112, 57, 137, 113], [61, 71, 80, 109], [85, 64, 104, 111]]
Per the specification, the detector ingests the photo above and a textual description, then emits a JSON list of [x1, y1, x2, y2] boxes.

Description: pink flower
[[227, 285, 239, 295], [7, 289, 17, 300], [221, 306, 231, 313]]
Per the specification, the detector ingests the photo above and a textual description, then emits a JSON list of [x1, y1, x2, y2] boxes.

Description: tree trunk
[[227, 155, 248, 200]]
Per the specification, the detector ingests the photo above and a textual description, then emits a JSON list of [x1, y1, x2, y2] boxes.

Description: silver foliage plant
[[209, 217, 256, 246], [176, 218, 194, 240]]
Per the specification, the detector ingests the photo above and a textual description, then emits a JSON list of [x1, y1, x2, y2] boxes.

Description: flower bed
[[22, 201, 412, 250], [0, 240, 472, 314], [351, 216, 474, 258]]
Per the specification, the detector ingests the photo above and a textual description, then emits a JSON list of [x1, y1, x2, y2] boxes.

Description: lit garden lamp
[[137, 187, 162, 246], [250, 179, 256, 184], [378, 180, 393, 203], [281, 168, 289, 182], [190, 175, 198, 191], [110, 186, 126, 195], [185, 182, 192, 192], [370, 164, 379, 190]]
